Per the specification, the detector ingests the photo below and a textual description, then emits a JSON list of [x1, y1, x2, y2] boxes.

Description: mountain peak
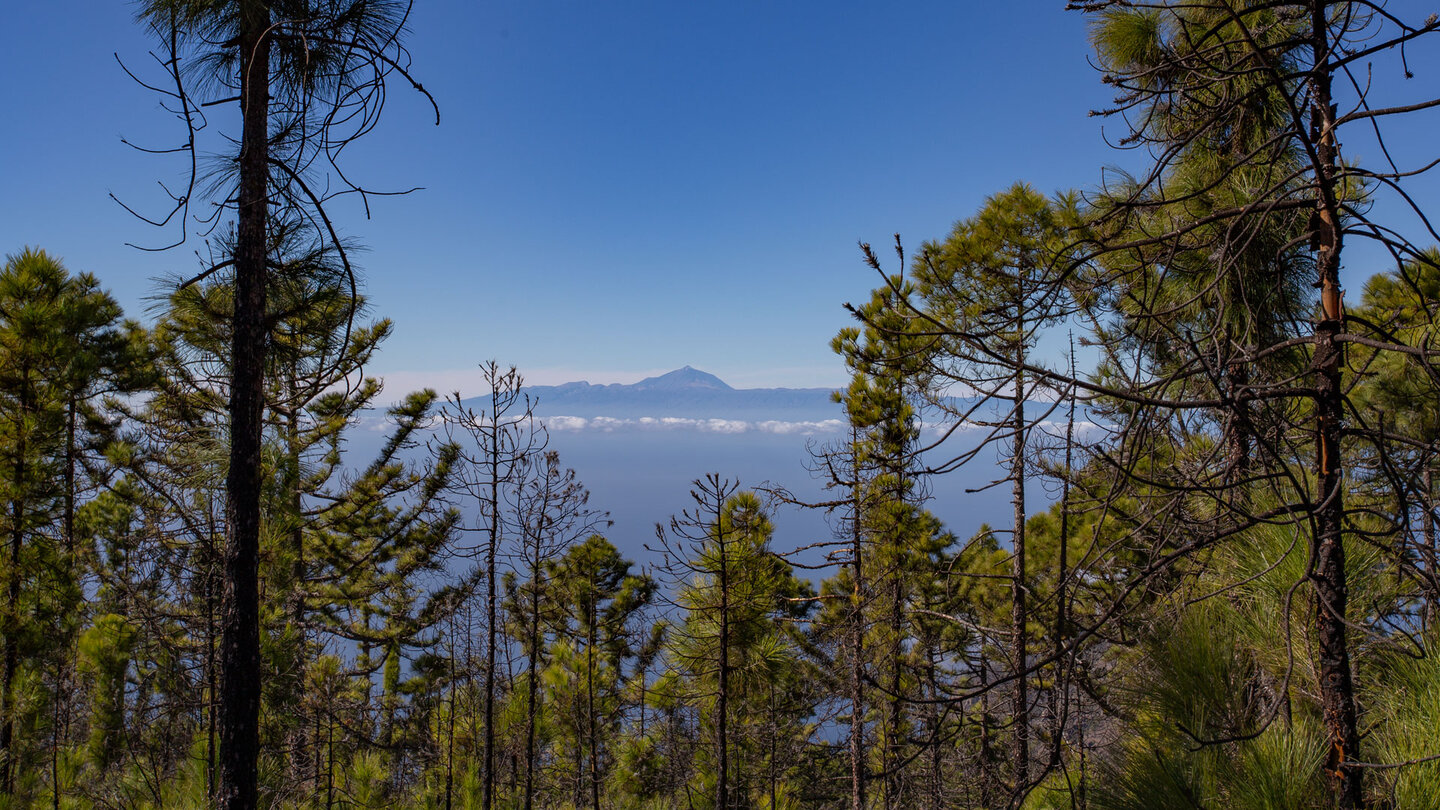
[[632, 366, 733, 392]]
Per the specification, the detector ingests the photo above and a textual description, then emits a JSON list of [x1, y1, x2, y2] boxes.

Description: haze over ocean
[[361, 366, 1077, 576]]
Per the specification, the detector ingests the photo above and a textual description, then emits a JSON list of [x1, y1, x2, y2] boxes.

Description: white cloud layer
[[355, 410, 1113, 442], [540, 415, 848, 435], [536, 415, 1114, 438]]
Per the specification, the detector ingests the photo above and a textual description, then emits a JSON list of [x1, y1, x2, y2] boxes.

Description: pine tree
[[911, 183, 1074, 804], [656, 480, 816, 808], [1074, 4, 1440, 803], [128, 4, 437, 802], [102, 240, 461, 803], [444, 362, 546, 809], [834, 240, 958, 808], [543, 535, 653, 809], [500, 450, 608, 810], [0, 248, 131, 798]]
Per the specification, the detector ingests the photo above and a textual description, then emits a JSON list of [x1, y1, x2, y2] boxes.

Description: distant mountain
[[438, 366, 1066, 567], [449, 366, 1087, 441], [374, 367, 1088, 564], [631, 366, 732, 392], [504, 367, 842, 421]]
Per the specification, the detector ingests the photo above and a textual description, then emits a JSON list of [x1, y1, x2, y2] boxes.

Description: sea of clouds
[[358, 409, 1111, 443], [535, 415, 1111, 439], [539, 415, 849, 435]]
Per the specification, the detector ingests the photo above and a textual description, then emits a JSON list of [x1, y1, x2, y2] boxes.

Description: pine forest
[[6, 2, 1440, 808]]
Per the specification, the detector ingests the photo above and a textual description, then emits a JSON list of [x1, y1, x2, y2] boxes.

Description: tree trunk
[[313, 686, 323, 807], [587, 601, 600, 810], [925, 645, 942, 810], [1309, 12, 1362, 807], [717, 511, 730, 810], [1426, 465, 1436, 631], [1050, 371, 1075, 772], [1010, 365, 1029, 807], [445, 615, 458, 810], [208, 533, 219, 801], [483, 389, 502, 810], [1225, 325, 1254, 492], [885, 412, 907, 810], [286, 394, 310, 795], [216, 2, 271, 807], [849, 433, 867, 810], [769, 682, 778, 810], [0, 368, 28, 793], [64, 398, 75, 563], [886, 573, 902, 810], [50, 659, 62, 810], [325, 709, 335, 810], [979, 646, 993, 810], [53, 398, 77, 809], [524, 579, 540, 810]]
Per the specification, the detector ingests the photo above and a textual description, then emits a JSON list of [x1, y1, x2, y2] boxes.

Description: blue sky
[[5, 2, 1439, 395]]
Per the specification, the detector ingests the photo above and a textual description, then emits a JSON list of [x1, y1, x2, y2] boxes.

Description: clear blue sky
[[5, 2, 1438, 395]]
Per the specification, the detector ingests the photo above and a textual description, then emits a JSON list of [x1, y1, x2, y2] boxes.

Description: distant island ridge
[[535, 365, 826, 394], [516, 366, 842, 422], [448, 366, 1074, 437]]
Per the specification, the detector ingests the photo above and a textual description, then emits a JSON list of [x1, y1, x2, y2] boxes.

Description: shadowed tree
[[126, 4, 437, 804]]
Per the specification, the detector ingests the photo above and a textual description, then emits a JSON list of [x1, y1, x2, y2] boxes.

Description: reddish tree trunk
[[1309, 11, 1362, 806]]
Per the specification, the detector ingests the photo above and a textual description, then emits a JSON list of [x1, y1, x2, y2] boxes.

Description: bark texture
[[217, 2, 271, 806]]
